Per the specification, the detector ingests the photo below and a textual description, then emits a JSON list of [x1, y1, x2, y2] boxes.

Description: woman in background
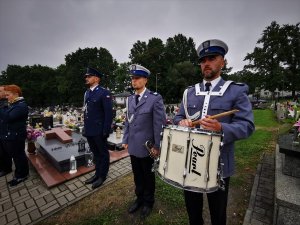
[[0, 84, 29, 186]]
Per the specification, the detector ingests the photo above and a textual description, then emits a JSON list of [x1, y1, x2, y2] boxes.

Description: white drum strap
[[195, 81, 233, 96], [183, 88, 201, 121], [201, 92, 211, 119], [183, 81, 233, 120], [199, 81, 233, 119]]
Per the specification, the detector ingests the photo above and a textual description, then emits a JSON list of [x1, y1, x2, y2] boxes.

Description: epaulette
[[150, 91, 158, 96], [232, 82, 245, 86]]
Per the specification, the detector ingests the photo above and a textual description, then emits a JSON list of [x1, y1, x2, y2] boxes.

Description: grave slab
[[27, 148, 128, 187], [278, 133, 300, 177], [37, 132, 88, 172]]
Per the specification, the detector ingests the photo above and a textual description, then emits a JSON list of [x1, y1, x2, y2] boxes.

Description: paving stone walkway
[[0, 156, 132, 225], [243, 152, 275, 225]]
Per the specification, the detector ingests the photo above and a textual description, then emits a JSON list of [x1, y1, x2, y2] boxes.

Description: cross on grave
[[45, 127, 73, 144]]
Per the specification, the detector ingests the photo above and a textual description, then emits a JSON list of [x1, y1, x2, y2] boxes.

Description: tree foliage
[[244, 21, 300, 97], [1, 22, 299, 107]]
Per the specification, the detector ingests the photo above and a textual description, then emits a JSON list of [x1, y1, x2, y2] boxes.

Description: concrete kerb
[[243, 163, 262, 225]]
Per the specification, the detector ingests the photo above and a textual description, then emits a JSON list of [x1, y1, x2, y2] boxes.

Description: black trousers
[[0, 140, 12, 172], [130, 155, 155, 207], [86, 135, 109, 180], [2, 140, 28, 178], [184, 177, 230, 225]]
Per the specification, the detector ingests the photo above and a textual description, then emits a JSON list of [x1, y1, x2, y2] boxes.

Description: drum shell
[[157, 125, 222, 193]]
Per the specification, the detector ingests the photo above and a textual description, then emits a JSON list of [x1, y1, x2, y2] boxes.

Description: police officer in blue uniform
[[122, 64, 166, 219], [173, 39, 255, 225], [83, 67, 113, 189]]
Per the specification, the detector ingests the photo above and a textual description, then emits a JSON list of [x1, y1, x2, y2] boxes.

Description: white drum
[[157, 125, 223, 193]]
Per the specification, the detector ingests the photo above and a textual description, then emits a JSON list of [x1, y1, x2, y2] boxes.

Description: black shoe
[[91, 177, 104, 189], [128, 201, 142, 214], [8, 176, 28, 187], [140, 206, 152, 219], [84, 174, 98, 184], [0, 170, 12, 177]]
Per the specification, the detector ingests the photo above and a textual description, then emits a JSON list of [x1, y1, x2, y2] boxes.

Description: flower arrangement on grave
[[26, 125, 44, 154], [64, 119, 79, 131], [53, 112, 63, 124], [42, 109, 53, 117], [114, 116, 124, 123], [26, 126, 44, 142], [293, 120, 300, 141]]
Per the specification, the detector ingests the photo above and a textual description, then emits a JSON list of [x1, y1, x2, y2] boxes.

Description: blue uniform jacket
[[83, 85, 113, 137], [0, 98, 29, 140], [122, 89, 166, 158], [173, 78, 255, 178]]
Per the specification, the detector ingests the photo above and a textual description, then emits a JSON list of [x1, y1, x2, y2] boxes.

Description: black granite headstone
[[37, 132, 88, 172], [278, 134, 300, 157], [278, 134, 300, 177], [29, 115, 53, 129]]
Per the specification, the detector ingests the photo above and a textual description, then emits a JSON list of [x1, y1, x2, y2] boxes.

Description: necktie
[[205, 82, 211, 92], [135, 95, 140, 105]]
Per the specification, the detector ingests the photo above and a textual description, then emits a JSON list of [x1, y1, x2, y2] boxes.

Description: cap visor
[[199, 52, 223, 59]]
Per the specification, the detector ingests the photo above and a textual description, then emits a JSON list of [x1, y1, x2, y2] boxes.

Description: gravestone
[[37, 132, 88, 172], [278, 133, 300, 177], [276, 104, 286, 120], [29, 114, 54, 129], [274, 134, 300, 224]]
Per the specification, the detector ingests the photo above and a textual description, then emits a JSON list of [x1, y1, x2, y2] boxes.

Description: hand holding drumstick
[[178, 109, 239, 131]]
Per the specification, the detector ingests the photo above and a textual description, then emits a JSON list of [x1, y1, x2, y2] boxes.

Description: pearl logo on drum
[[189, 139, 205, 176], [172, 144, 184, 153]]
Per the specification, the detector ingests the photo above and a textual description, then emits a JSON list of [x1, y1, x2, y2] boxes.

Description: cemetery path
[[0, 156, 132, 225]]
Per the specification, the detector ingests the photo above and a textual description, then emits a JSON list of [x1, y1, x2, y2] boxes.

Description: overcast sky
[[0, 0, 299, 74]]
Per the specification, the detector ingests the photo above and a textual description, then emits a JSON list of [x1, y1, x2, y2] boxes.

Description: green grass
[[39, 109, 284, 225], [235, 130, 273, 170], [253, 109, 278, 127]]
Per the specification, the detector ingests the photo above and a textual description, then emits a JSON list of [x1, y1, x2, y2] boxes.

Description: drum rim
[[163, 124, 222, 136], [156, 172, 219, 193]]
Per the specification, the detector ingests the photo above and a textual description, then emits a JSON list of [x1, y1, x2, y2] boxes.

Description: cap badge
[[203, 40, 210, 49]]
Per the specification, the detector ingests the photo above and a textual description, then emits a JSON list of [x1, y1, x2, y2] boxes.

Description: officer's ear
[[221, 58, 227, 69]]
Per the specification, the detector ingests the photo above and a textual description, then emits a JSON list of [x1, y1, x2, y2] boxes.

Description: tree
[[129, 34, 199, 103], [164, 61, 199, 104], [244, 21, 300, 97], [113, 62, 132, 93], [1, 64, 59, 107], [281, 23, 300, 96], [228, 69, 258, 94], [165, 34, 198, 66], [63, 47, 118, 105]]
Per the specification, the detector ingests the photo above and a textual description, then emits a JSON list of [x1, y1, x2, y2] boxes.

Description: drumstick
[[191, 109, 239, 126]]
